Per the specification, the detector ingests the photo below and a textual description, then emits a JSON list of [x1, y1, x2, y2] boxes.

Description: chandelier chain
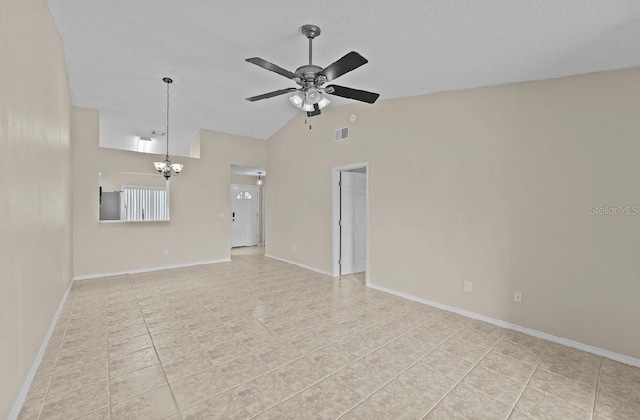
[[166, 80, 170, 159]]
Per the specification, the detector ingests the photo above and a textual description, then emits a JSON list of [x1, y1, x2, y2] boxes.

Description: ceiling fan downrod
[[301, 24, 321, 66]]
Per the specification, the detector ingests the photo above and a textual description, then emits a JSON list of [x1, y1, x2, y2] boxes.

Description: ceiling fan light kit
[[245, 24, 379, 118]]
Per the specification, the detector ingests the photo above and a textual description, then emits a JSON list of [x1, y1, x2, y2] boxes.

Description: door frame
[[230, 184, 260, 247], [261, 187, 267, 246], [332, 162, 369, 286]]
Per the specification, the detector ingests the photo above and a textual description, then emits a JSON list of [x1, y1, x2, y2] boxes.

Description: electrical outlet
[[463, 280, 472, 293], [219, 213, 225, 219], [371, 216, 378, 224], [514, 291, 522, 303], [292, 245, 296, 252], [163, 248, 169, 255], [62, 269, 66, 282]]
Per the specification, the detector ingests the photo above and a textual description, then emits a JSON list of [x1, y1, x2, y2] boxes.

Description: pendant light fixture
[[256, 172, 263, 186], [153, 77, 183, 180]]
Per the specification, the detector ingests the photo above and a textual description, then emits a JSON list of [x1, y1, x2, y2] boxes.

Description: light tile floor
[[18, 249, 640, 419], [340, 272, 365, 285]]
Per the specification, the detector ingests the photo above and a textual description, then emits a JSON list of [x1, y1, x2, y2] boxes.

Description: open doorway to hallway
[[231, 245, 265, 257], [230, 164, 266, 255], [333, 163, 369, 286]]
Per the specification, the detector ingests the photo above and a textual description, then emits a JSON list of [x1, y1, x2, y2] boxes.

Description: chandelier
[[153, 77, 183, 180]]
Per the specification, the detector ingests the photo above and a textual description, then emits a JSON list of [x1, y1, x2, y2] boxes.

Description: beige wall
[[266, 68, 640, 360], [0, 0, 72, 416], [72, 108, 267, 277], [231, 174, 263, 186], [100, 171, 166, 192]]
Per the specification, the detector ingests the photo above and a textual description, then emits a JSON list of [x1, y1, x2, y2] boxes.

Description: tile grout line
[[161, 263, 345, 414], [186, 298, 419, 417], [35, 284, 80, 420], [433, 331, 601, 418], [113, 270, 466, 418], [524, 364, 603, 414], [293, 312, 440, 419], [418, 330, 508, 419], [216, 297, 419, 379], [165, 268, 263, 418], [178, 300, 253, 418], [315, 314, 471, 419], [504, 340, 552, 419], [127, 274, 185, 420], [198, 258, 512, 418], [104, 280, 112, 420], [191, 306, 442, 418], [591, 357, 604, 420], [503, 342, 603, 416], [28, 258, 365, 418], [145, 265, 525, 419]]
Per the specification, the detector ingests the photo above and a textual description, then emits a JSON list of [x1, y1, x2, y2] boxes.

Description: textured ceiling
[[46, 0, 640, 156]]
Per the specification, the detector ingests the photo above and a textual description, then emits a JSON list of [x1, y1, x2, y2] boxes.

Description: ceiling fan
[[245, 24, 379, 117]]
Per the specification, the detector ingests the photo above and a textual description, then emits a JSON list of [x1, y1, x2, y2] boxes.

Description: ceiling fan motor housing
[[295, 65, 323, 86]]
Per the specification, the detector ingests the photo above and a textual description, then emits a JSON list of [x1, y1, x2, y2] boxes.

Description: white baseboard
[[265, 254, 333, 276], [9, 279, 74, 420], [368, 282, 640, 368], [73, 259, 231, 281]]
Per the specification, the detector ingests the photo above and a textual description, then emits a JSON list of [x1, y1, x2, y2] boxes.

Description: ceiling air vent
[[334, 127, 349, 143]]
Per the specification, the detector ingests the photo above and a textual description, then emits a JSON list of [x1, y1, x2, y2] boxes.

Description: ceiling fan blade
[[318, 52, 368, 82], [245, 88, 297, 102], [246, 57, 297, 79], [326, 85, 379, 104]]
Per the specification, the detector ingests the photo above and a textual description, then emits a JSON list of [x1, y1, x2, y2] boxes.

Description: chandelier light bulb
[[318, 95, 331, 109], [306, 87, 321, 104], [289, 91, 305, 108]]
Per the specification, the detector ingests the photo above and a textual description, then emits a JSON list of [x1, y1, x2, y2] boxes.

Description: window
[[236, 191, 252, 200], [121, 185, 168, 221]]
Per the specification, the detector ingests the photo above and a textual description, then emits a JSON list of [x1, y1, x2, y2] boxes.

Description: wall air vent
[[334, 127, 349, 142]]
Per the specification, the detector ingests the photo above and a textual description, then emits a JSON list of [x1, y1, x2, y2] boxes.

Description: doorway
[[231, 184, 259, 247], [332, 163, 369, 285]]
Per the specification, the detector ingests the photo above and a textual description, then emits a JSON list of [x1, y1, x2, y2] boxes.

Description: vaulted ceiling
[[46, 0, 640, 156]]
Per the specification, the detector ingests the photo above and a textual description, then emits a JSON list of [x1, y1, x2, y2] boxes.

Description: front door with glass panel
[[231, 185, 259, 247]]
